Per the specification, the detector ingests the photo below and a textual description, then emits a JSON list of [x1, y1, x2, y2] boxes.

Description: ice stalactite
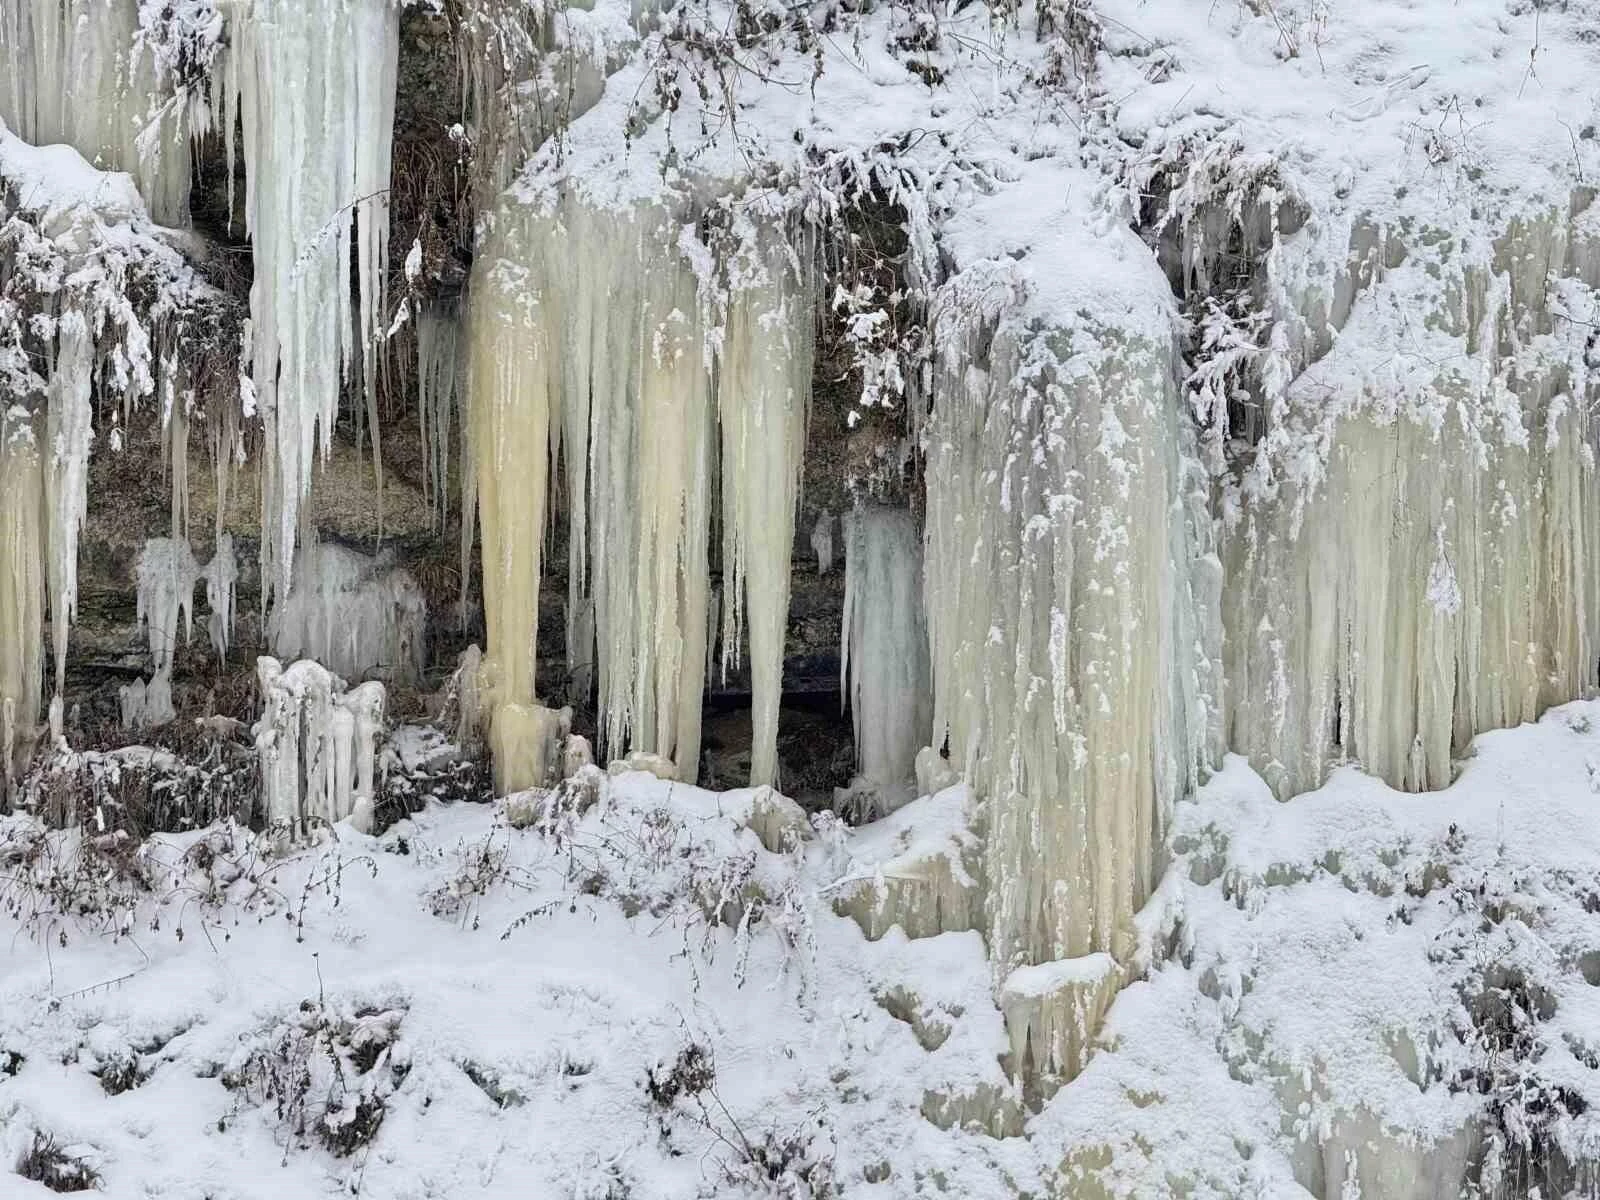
[[124, 538, 201, 729], [268, 539, 427, 685], [418, 308, 462, 528], [254, 656, 386, 835], [923, 256, 1221, 1058], [716, 228, 814, 788], [0, 0, 199, 225], [0, 411, 44, 794], [121, 535, 237, 729], [1224, 203, 1600, 799], [466, 188, 812, 793], [810, 511, 833, 575], [836, 504, 930, 819], [213, 0, 400, 603]]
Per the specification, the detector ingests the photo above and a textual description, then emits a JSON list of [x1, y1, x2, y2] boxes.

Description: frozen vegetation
[[0, 0, 1599, 1194]]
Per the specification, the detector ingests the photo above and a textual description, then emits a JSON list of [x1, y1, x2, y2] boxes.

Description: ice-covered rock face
[[268, 540, 427, 686]]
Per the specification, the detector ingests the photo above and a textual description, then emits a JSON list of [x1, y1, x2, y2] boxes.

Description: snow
[[8, 706, 1600, 1196], [0, 766, 1040, 1200]]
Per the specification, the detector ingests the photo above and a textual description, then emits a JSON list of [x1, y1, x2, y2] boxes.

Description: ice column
[[0, 411, 44, 792], [923, 260, 1220, 992], [839, 504, 931, 816]]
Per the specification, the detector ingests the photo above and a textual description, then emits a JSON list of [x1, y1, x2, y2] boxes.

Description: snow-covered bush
[[644, 1041, 837, 1199], [222, 1000, 410, 1159], [13, 1131, 99, 1193]]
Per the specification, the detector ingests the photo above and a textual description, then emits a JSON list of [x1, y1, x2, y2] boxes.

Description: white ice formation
[[268, 539, 427, 685], [465, 183, 811, 792], [0, 0, 203, 225], [254, 655, 386, 835], [839, 504, 930, 817], [211, 0, 400, 603], [121, 535, 237, 728]]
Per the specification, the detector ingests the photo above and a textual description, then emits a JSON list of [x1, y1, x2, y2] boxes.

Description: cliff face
[[2, 0, 1600, 1195]]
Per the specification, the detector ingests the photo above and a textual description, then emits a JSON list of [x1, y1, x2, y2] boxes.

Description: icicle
[[810, 510, 834, 575], [204, 533, 238, 659], [123, 535, 240, 728], [43, 314, 94, 728], [466, 203, 557, 791], [0, 410, 45, 793], [216, 0, 401, 604], [717, 229, 813, 788], [837, 504, 931, 818], [417, 309, 462, 528]]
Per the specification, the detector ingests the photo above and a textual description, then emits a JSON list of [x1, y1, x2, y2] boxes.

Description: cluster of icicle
[[1224, 199, 1600, 800], [0, 119, 213, 796], [0, 0, 200, 225], [254, 656, 386, 836], [466, 189, 812, 792], [206, 0, 400, 604], [121, 535, 238, 729]]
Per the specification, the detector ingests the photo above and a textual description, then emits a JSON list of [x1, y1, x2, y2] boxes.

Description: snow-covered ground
[[6, 703, 1600, 1198]]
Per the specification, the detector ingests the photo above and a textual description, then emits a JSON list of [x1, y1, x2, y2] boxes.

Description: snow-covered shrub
[[222, 1001, 410, 1160], [644, 1041, 837, 1199], [13, 1131, 99, 1193], [13, 737, 256, 836]]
